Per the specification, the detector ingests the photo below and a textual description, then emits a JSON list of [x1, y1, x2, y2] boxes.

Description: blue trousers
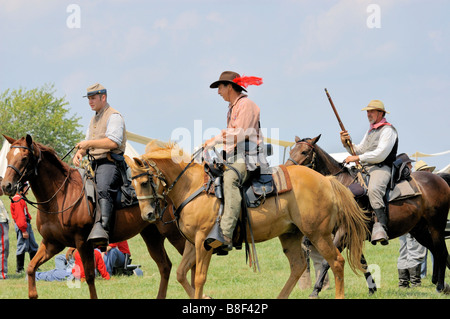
[[15, 223, 38, 255], [35, 254, 74, 281], [103, 247, 126, 276], [95, 160, 122, 203]]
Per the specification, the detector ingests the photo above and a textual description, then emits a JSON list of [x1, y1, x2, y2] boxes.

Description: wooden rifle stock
[[324, 88, 357, 157], [324, 88, 366, 186]]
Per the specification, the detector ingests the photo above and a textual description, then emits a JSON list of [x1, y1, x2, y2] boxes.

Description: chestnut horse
[[1, 135, 190, 299], [288, 134, 450, 295], [126, 140, 369, 299]]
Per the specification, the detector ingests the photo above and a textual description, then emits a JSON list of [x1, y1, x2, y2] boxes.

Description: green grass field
[[1, 196, 449, 300]]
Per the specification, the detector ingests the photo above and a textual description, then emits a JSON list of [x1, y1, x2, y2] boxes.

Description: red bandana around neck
[[369, 118, 391, 132]]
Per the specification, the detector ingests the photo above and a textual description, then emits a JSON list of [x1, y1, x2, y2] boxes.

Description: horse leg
[[412, 225, 449, 292], [429, 231, 449, 293], [140, 226, 172, 299], [176, 241, 196, 298], [310, 235, 345, 299], [165, 228, 196, 287], [76, 243, 97, 299], [309, 260, 330, 299], [277, 232, 306, 299], [27, 240, 64, 299], [193, 237, 213, 299], [361, 254, 377, 294]]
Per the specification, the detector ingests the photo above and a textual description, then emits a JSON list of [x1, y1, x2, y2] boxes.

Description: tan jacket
[[88, 104, 126, 159]]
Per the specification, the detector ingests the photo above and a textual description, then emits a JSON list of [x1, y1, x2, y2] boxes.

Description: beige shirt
[[214, 94, 263, 154]]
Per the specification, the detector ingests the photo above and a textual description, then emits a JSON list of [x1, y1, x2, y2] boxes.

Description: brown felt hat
[[209, 71, 247, 92]]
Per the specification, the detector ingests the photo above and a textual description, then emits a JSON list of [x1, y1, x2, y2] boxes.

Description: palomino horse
[[126, 140, 369, 299], [287, 134, 450, 295], [0, 135, 191, 299]]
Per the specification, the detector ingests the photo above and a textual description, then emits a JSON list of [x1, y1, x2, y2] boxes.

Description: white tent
[[0, 140, 11, 177]]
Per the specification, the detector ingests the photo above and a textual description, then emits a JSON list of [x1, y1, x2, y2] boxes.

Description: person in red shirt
[[72, 248, 110, 280], [10, 185, 38, 274]]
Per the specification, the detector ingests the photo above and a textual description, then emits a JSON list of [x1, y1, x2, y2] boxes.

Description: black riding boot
[[398, 268, 410, 288], [16, 253, 25, 274], [371, 208, 389, 245], [409, 264, 422, 287], [88, 198, 114, 246]]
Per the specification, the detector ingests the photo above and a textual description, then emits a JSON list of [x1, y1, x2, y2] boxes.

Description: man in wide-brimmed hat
[[73, 83, 127, 246], [414, 160, 436, 173], [204, 71, 266, 251], [340, 99, 398, 245]]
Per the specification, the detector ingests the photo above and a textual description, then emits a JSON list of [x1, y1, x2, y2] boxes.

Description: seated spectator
[[103, 241, 131, 276]]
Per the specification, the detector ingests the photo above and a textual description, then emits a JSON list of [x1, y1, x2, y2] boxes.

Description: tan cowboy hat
[[83, 83, 107, 97], [414, 160, 436, 172], [361, 100, 389, 114], [209, 71, 247, 92]]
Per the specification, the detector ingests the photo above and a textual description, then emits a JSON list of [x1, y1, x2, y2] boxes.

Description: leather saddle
[[347, 160, 421, 206], [78, 158, 139, 213]]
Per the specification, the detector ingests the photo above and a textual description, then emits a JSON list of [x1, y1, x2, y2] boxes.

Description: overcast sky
[[1, 0, 449, 170]]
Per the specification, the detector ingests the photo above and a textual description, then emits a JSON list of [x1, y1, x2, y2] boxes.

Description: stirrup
[[370, 222, 389, 245], [204, 221, 232, 252], [87, 222, 109, 246]]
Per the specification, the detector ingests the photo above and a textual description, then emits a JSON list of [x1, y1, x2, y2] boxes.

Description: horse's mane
[[142, 140, 191, 163], [36, 142, 82, 185]]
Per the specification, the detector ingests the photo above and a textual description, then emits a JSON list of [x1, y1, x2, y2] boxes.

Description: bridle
[[287, 140, 317, 169], [7, 143, 84, 214], [131, 148, 204, 224], [131, 159, 168, 221], [7, 144, 41, 192]]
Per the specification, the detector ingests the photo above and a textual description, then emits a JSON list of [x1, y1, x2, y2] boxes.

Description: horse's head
[[125, 155, 167, 223], [286, 135, 321, 167], [1, 134, 41, 196]]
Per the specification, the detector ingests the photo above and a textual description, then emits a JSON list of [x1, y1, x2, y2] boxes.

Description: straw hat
[[83, 83, 107, 97], [414, 160, 436, 172], [361, 100, 389, 114]]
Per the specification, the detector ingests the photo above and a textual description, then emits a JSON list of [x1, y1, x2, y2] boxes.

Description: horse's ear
[[124, 155, 133, 167], [312, 134, 321, 144], [295, 136, 300, 143], [26, 134, 33, 147], [133, 157, 145, 167], [2, 134, 16, 144]]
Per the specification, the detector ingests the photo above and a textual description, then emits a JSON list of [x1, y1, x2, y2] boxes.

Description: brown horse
[[126, 140, 369, 299], [0, 134, 190, 299], [288, 134, 450, 295]]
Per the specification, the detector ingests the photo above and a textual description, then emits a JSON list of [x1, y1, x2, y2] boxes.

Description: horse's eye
[[301, 151, 309, 156], [141, 180, 149, 188]]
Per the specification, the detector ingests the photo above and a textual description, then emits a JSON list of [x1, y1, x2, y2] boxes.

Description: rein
[[131, 147, 205, 226], [7, 144, 86, 214]]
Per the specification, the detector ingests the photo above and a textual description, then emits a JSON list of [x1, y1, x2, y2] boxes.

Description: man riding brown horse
[[340, 100, 398, 245]]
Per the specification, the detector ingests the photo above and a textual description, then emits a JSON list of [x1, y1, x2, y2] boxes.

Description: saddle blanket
[[269, 165, 292, 194], [388, 177, 421, 202]]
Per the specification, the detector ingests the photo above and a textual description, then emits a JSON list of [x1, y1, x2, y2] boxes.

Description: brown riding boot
[[371, 208, 389, 245]]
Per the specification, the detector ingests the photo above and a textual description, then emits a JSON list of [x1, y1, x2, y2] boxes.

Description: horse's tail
[[328, 176, 370, 274]]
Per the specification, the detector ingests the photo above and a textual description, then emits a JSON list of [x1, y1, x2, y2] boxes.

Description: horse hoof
[[437, 283, 450, 294], [368, 288, 377, 295], [308, 291, 319, 299]]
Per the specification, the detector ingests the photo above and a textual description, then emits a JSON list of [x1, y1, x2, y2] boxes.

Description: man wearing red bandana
[[340, 100, 398, 245]]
